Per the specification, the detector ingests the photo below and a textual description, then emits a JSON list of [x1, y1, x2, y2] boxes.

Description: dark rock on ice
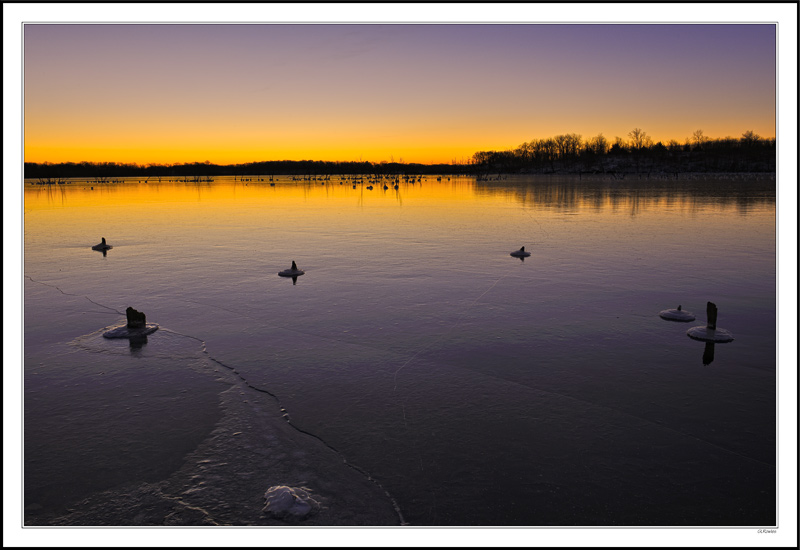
[[126, 307, 147, 328], [102, 307, 158, 339]]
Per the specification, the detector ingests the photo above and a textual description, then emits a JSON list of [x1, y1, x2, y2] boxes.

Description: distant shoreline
[[24, 160, 776, 183]]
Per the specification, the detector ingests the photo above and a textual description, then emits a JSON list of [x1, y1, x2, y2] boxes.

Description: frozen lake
[[23, 174, 777, 526]]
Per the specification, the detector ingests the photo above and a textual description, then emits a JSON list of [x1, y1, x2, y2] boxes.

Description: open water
[[23, 174, 777, 527]]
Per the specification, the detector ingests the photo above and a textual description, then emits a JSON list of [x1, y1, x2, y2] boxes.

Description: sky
[[23, 21, 777, 165]]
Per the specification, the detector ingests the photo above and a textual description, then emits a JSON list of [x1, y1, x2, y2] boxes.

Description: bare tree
[[565, 133, 582, 157], [628, 128, 651, 151], [588, 133, 608, 155], [538, 138, 557, 172], [741, 130, 761, 146], [553, 134, 569, 160], [610, 136, 628, 153], [692, 129, 706, 149]]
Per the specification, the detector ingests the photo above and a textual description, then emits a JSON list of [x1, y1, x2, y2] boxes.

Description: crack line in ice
[[25, 275, 125, 315], [391, 271, 512, 391], [28, 275, 405, 524], [26, 275, 408, 524], [160, 327, 408, 526], [161, 494, 222, 526], [179, 297, 263, 324], [493, 374, 775, 469], [177, 297, 406, 361], [521, 203, 551, 241], [175, 294, 493, 400]]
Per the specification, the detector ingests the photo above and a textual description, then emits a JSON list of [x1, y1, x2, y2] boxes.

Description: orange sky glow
[[23, 21, 777, 166]]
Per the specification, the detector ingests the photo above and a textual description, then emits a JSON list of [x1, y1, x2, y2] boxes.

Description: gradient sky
[[24, 23, 776, 165]]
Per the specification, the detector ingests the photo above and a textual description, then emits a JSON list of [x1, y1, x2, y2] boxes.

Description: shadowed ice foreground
[[24, 175, 776, 526], [23, 307, 400, 526]]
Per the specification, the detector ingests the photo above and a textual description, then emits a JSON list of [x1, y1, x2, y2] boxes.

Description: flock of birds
[[77, 174, 456, 189], [92, 175, 456, 190], [278, 174, 451, 190]]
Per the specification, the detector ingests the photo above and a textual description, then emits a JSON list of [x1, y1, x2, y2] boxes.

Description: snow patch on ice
[[102, 323, 159, 339], [262, 485, 320, 519], [687, 326, 734, 343], [659, 308, 696, 322]]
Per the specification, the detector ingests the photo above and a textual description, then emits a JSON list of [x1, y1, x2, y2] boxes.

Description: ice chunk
[[659, 306, 695, 322], [262, 485, 320, 519], [278, 260, 305, 277], [687, 326, 734, 343], [103, 323, 159, 339]]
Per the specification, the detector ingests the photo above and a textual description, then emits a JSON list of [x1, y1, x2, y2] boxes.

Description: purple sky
[[23, 23, 776, 164]]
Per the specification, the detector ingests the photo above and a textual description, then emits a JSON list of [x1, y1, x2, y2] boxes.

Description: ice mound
[[278, 269, 304, 277], [686, 302, 733, 342], [687, 326, 734, 343], [91, 237, 112, 251], [103, 324, 159, 339], [278, 260, 305, 278], [262, 485, 320, 519], [659, 305, 696, 322], [102, 307, 158, 339]]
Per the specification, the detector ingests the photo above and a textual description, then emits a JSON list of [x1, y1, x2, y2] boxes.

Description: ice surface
[[24, 176, 776, 526]]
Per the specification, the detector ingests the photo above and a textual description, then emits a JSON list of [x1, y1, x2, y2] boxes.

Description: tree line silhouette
[[470, 129, 775, 177], [24, 129, 774, 181], [24, 159, 471, 182]]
